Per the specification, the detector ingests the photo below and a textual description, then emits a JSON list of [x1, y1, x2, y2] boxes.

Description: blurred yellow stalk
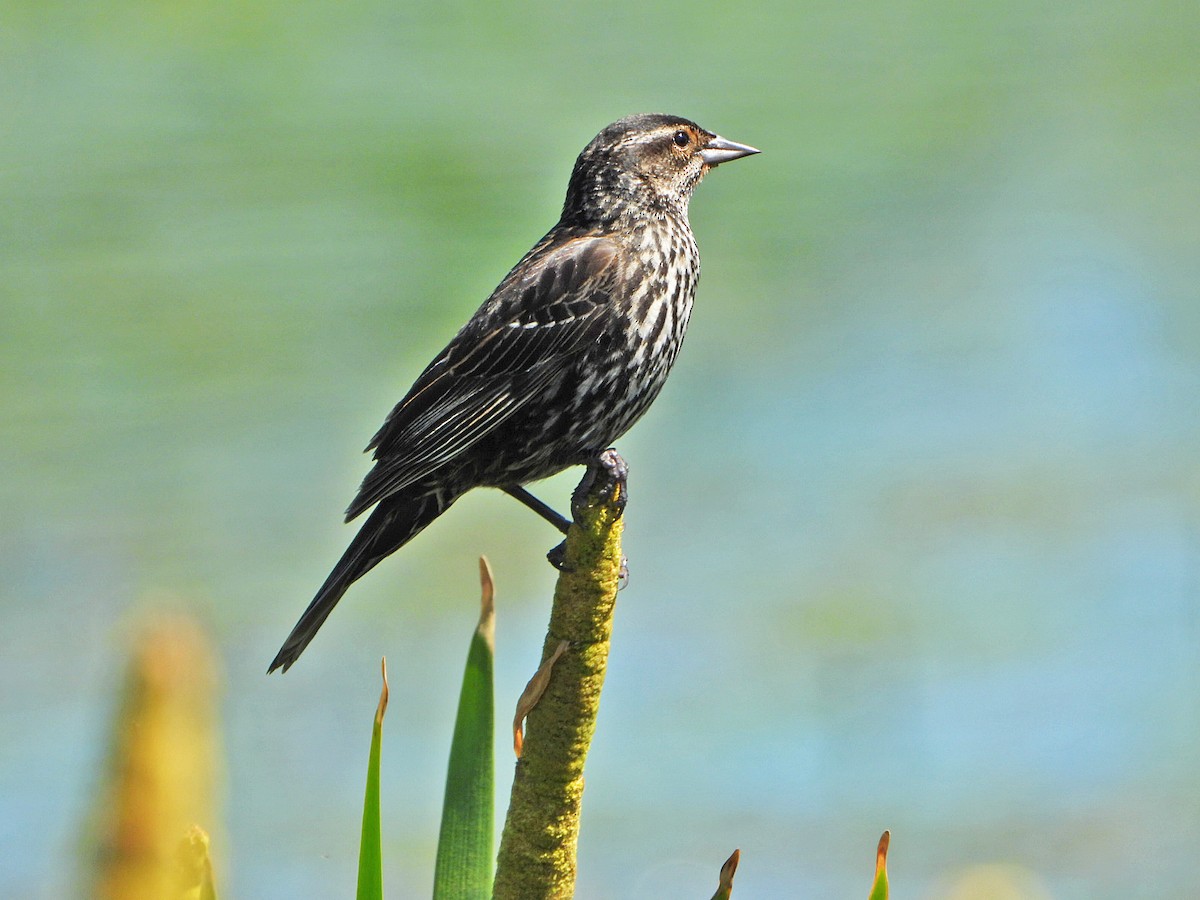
[[86, 614, 222, 900]]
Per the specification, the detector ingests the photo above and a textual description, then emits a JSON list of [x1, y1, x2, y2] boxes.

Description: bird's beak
[[699, 134, 761, 167]]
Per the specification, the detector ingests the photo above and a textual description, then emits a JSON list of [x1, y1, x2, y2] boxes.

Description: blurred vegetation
[[84, 616, 221, 900]]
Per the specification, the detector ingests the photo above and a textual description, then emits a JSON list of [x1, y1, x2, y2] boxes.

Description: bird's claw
[[545, 449, 628, 572], [571, 448, 629, 522]]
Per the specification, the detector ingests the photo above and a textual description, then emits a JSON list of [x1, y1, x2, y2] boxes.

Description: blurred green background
[[3, 0, 1198, 896]]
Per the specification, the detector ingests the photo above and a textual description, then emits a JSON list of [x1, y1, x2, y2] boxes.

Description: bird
[[269, 114, 758, 673]]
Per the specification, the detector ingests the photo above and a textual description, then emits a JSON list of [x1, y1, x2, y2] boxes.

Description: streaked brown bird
[[269, 114, 758, 673]]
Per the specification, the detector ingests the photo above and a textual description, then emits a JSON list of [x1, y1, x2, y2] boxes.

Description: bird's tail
[[268, 483, 461, 673]]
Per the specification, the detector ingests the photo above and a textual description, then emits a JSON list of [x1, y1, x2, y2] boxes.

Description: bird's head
[[562, 114, 759, 226]]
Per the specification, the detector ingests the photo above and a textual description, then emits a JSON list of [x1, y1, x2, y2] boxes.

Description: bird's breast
[[477, 214, 702, 484], [570, 216, 701, 444], [622, 215, 699, 372]]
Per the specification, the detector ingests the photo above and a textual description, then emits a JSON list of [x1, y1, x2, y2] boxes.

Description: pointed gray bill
[[700, 135, 761, 167]]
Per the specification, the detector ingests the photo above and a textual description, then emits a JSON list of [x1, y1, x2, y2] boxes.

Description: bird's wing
[[344, 234, 624, 520]]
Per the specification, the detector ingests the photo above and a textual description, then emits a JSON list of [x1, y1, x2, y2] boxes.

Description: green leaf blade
[[432, 558, 497, 900], [868, 831, 890, 900], [357, 660, 389, 900]]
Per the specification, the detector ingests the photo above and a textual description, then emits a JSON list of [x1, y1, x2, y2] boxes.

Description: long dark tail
[[268, 483, 461, 673]]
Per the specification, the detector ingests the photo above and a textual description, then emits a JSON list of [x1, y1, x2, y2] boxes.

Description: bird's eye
[[672, 130, 690, 148]]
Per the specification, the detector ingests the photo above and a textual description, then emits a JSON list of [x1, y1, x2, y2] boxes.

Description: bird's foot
[[543, 449, 628, 572], [571, 448, 629, 522], [577, 450, 629, 584]]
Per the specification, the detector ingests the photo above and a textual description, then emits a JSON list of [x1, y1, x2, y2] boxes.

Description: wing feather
[[344, 235, 623, 520]]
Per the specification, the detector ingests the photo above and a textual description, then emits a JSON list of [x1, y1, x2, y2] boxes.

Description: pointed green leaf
[[433, 558, 497, 900], [868, 831, 890, 900], [357, 659, 389, 900]]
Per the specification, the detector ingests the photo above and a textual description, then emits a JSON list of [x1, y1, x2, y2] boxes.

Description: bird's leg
[[506, 451, 630, 580], [502, 485, 572, 535], [502, 485, 573, 569]]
